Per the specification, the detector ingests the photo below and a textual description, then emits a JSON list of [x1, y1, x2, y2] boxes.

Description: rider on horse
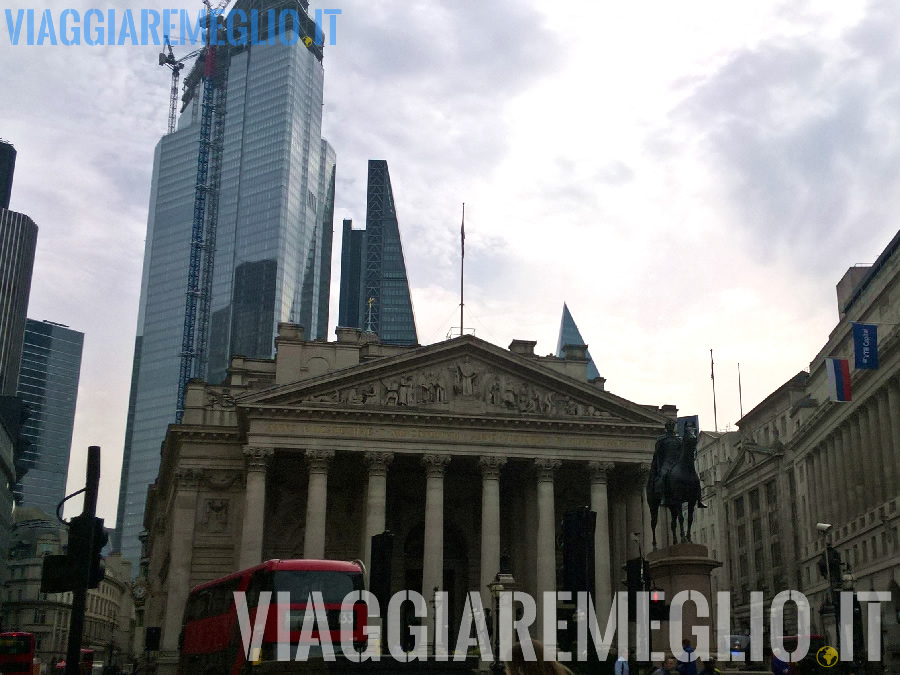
[[650, 419, 707, 508]]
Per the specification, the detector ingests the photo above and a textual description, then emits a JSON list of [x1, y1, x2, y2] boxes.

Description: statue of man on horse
[[646, 418, 706, 548]]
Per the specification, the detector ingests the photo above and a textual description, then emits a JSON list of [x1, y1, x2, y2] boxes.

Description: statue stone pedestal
[[647, 543, 723, 653]]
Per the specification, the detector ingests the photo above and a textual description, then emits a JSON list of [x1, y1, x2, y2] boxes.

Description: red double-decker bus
[[178, 559, 367, 674], [0, 632, 34, 673]]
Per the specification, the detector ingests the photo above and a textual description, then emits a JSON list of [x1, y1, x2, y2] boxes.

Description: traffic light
[[66, 514, 108, 589], [649, 590, 669, 621]]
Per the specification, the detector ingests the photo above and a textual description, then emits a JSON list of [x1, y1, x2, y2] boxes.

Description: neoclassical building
[[142, 325, 675, 670]]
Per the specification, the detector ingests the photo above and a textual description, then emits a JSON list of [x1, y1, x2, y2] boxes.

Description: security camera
[[816, 523, 833, 533]]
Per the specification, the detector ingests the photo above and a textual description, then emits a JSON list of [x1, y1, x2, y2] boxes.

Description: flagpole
[[460, 202, 465, 338], [711, 349, 718, 432], [738, 362, 743, 419]]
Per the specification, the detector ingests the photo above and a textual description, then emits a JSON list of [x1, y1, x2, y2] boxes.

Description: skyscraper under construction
[[114, 0, 336, 563]]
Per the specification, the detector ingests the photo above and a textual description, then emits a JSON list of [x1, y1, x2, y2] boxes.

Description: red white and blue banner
[[826, 358, 852, 402], [852, 323, 878, 370]]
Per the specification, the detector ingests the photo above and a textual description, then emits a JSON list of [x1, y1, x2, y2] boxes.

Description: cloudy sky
[[2, 0, 898, 523]]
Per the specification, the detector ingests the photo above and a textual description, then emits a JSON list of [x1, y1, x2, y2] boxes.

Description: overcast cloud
[[1, 0, 897, 523]]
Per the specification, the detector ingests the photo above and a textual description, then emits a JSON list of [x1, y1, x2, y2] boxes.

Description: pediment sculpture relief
[[300, 358, 621, 420]]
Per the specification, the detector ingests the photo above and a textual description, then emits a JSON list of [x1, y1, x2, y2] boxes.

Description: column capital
[[306, 448, 335, 474], [637, 462, 652, 477], [588, 461, 615, 484], [479, 455, 507, 480], [535, 458, 561, 482], [364, 451, 394, 477], [422, 453, 451, 478], [243, 447, 274, 473]]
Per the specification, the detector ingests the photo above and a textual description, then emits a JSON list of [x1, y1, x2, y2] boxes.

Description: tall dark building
[[114, 0, 336, 562], [0, 210, 38, 396], [338, 219, 365, 329], [338, 160, 418, 345], [14, 320, 84, 515], [0, 141, 15, 211]]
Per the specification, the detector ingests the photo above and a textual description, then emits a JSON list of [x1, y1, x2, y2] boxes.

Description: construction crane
[[175, 0, 230, 423], [158, 36, 202, 135]]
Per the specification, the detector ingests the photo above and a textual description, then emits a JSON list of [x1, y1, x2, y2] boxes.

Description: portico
[[142, 326, 673, 670]]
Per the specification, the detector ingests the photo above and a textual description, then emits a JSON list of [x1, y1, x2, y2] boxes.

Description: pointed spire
[[556, 303, 600, 380]]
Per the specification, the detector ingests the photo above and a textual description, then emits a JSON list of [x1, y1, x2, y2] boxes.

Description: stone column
[[832, 430, 847, 524], [887, 379, 900, 496], [239, 447, 273, 569], [825, 438, 840, 524], [865, 399, 885, 506], [303, 449, 334, 559], [858, 404, 875, 513], [811, 449, 824, 530], [639, 463, 654, 556], [877, 389, 894, 506], [590, 461, 615, 620], [422, 454, 451, 604], [362, 451, 394, 573], [626, 467, 644, 556], [480, 455, 507, 610], [842, 421, 860, 520], [161, 470, 202, 653], [535, 458, 561, 642]]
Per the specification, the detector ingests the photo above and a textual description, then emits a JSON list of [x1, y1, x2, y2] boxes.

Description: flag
[[461, 204, 465, 259], [825, 358, 851, 402], [852, 323, 878, 370]]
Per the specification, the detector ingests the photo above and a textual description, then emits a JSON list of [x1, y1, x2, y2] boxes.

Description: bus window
[[274, 570, 364, 604]]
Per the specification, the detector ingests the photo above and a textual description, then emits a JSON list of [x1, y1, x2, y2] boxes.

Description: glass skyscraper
[[14, 319, 84, 516], [113, 0, 335, 563], [338, 160, 417, 345], [556, 303, 600, 380]]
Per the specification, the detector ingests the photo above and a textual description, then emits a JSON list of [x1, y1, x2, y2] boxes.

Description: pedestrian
[[676, 639, 698, 675], [505, 639, 574, 675], [772, 652, 790, 675], [654, 655, 679, 675], [616, 650, 631, 675]]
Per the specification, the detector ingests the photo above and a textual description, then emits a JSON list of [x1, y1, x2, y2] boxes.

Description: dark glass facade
[[14, 320, 84, 516], [338, 220, 365, 330], [114, 0, 335, 563], [338, 161, 417, 345], [0, 141, 15, 211], [0, 209, 37, 396], [556, 303, 600, 380]]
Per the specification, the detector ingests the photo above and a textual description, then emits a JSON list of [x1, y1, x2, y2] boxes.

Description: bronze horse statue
[[646, 420, 703, 547]]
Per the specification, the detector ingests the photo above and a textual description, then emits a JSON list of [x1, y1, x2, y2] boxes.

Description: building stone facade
[[142, 324, 678, 672], [1, 509, 136, 670], [693, 230, 900, 672]]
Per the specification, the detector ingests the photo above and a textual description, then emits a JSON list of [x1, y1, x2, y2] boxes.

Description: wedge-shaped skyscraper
[[338, 160, 417, 345], [114, 0, 336, 563]]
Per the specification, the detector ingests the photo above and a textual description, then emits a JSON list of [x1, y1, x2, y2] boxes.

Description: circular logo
[[816, 646, 839, 667]]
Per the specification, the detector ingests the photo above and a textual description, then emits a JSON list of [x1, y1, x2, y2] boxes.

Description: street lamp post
[[816, 524, 837, 648], [488, 573, 516, 674]]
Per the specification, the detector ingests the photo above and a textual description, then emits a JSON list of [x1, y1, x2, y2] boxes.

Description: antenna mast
[[460, 203, 465, 338]]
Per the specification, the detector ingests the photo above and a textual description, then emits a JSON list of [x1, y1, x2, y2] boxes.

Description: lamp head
[[816, 523, 833, 533]]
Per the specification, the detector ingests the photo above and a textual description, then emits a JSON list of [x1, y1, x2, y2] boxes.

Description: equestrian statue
[[646, 419, 705, 548]]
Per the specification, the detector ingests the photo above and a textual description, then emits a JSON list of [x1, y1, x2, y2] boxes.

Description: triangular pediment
[[238, 335, 668, 427], [723, 440, 784, 485]]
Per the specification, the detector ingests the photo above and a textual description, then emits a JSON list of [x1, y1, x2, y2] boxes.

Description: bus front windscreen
[[0, 635, 32, 655], [274, 570, 364, 605]]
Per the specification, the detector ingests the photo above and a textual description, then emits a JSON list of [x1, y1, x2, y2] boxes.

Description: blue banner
[[677, 415, 700, 437], [852, 323, 878, 370]]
